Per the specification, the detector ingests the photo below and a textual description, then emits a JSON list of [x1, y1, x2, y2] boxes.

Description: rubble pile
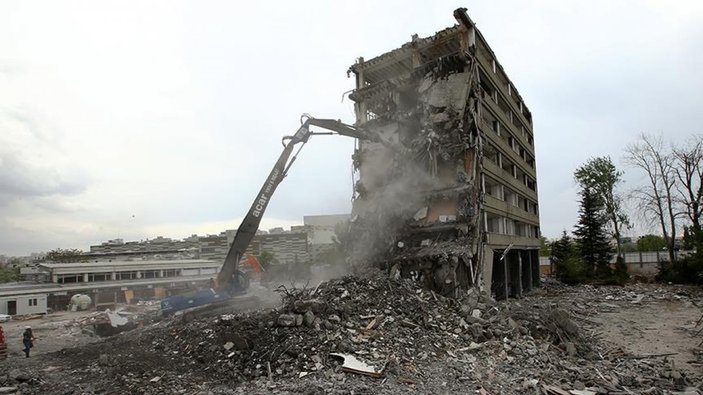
[[1, 276, 701, 394]]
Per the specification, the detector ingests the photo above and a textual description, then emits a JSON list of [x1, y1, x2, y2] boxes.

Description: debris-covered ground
[[1, 274, 702, 394]]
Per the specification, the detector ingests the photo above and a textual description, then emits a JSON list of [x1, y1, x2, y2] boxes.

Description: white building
[[0, 259, 222, 311], [0, 293, 47, 315], [39, 259, 220, 284]]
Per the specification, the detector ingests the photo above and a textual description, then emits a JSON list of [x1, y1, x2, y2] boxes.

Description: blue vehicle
[[160, 288, 224, 316]]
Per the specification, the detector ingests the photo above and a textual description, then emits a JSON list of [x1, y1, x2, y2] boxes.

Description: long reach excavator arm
[[215, 114, 374, 292]]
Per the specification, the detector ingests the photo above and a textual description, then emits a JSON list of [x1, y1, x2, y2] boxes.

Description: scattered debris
[[0, 275, 701, 394], [329, 353, 385, 378], [105, 310, 128, 327]]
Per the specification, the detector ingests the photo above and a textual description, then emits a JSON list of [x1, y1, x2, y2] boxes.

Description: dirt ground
[[0, 279, 701, 394], [594, 296, 702, 376], [1, 310, 100, 357]]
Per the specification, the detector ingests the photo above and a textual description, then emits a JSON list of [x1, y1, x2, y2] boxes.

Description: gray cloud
[[0, 106, 91, 210], [0, 148, 88, 202]]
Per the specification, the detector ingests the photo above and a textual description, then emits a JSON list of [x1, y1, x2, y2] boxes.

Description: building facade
[[196, 229, 309, 266], [347, 8, 540, 298], [0, 293, 47, 315], [39, 260, 219, 284], [89, 236, 199, 256], [0, 260, 221, 311], [304, 214, 350, 262]]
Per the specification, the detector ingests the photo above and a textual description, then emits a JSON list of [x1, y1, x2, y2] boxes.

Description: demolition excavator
[[160, 115, 377, 316]]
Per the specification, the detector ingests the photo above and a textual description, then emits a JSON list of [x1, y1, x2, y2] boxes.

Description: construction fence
[[539, 250, 694, 277]]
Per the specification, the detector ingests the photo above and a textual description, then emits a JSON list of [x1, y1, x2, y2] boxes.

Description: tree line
[[545, 134, 703, 284]]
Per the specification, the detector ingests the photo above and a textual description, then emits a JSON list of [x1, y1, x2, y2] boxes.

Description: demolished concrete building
[[346, 8, 540, 299]]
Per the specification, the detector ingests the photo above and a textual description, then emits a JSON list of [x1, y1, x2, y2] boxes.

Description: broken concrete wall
[[342, 26, 485, 297], [343, 9, 541, 299]]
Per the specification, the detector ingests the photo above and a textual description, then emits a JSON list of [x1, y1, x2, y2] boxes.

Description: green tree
[[620, 241, 638, 253], [573, 187, 614, 277], [682, 226, 697, 250], [551, 231, 584, 283], [538, 236, 551, 257], [636, 234, 667, 251], [0, 266, 20, 283], [574, 156, 629, 257], [257, 251, 275, 271], [551, 232, 573, 264], [45, 248, 87, 263]]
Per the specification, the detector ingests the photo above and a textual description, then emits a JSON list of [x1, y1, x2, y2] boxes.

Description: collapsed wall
[[343, 8, 541, 298]]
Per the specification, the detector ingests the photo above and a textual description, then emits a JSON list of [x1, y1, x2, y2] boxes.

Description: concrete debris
[[67, 305, 157, 337], [292, 299, 326, 314], [7, 369, 29, 383], [276, 314, 296, 327], [303, 311, 315, 327], [105, 309, 128, 327], [0, 276, 700, 394], [329, 353, 385, 378], [98, 354, 110, 366], [413, 207, 428, 221]]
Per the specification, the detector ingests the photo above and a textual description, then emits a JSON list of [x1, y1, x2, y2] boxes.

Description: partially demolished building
[[347, 8, 540, 299]]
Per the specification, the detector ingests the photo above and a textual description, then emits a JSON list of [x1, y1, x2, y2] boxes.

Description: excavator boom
[[216, 115, 370, 292]]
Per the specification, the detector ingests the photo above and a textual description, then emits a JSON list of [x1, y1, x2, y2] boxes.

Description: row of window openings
[[486, 89, 529, 130], [487, 86, 533, 137], [483, 147, 537, 192], [56, 269, 183, 284], [484, 178, 539, 215], [479, 53, 532, 125], [485, 214, 540, 238], [491, 120, 535, 167]]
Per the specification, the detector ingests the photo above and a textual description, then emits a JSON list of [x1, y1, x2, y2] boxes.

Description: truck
[[160, 115, 376, 316]]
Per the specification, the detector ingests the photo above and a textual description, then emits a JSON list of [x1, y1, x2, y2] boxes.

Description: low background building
[[0, 293, 47, 315], [304, 214, 350, 263], [0, 259, 220, 311]]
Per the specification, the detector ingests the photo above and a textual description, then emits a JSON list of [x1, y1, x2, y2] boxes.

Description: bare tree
[[672, 136, 703, 237], [624, 134, 681, 263]]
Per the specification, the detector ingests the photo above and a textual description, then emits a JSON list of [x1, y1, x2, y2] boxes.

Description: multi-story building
[[247, 231, 309, 265], [304, 214, 350, 262], [88, 236, 199, 260], [347, 8, 540, 298], [198, 228, 309, 266]]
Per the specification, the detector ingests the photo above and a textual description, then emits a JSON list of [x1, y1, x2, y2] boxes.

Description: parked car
[[0, 314, 11, 323]]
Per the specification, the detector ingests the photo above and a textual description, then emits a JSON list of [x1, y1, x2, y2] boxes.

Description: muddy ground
[[0, 277, 701, 394]]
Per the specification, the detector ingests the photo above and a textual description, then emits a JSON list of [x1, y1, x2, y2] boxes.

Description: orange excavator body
[[240, 255, 264, 274]]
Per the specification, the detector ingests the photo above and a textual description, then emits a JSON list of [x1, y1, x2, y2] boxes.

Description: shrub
[[656, 252, 703, 284], [555, 256, 589, 284]]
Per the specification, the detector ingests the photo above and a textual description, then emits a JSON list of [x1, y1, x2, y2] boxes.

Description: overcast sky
[[1, 1, 702, 255]]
